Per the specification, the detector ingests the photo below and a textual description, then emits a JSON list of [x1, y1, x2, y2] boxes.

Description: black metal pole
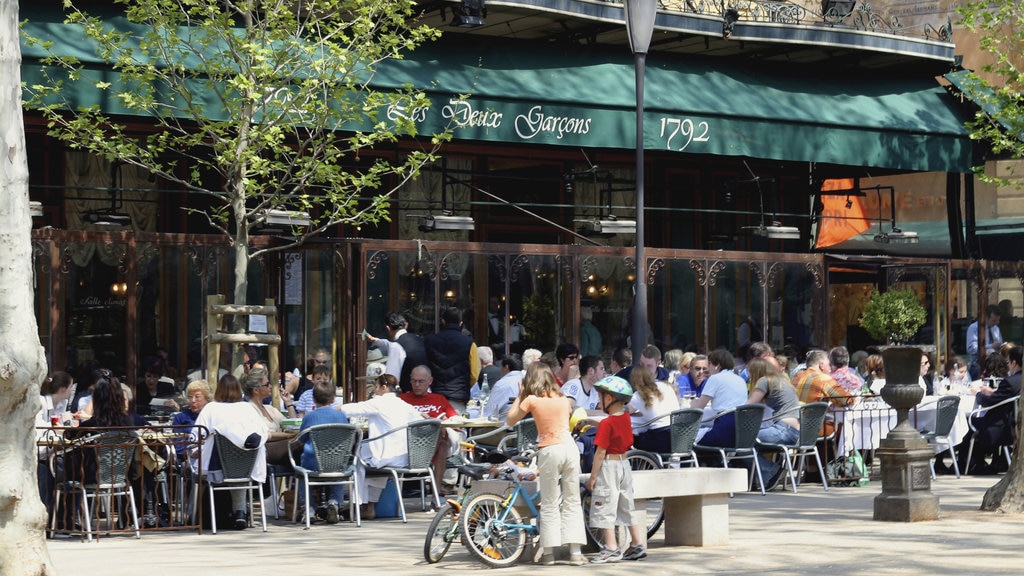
[[631, 51, 648, 366]]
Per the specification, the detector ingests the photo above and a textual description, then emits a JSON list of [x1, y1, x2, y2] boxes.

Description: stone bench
[[632, 467, 747, 547]]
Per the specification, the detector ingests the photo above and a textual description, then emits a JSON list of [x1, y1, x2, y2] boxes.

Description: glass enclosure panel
[[705, 260, 765, 356], [991, 262, 1024, 346], [579, 255, 634, 359], [767, 262, 823, 354], [508, 254, 569, 354], [438, 250, 477, 333], [658, 258, 703, 353], [63, 241, 129, 379], [950, 263, 989, 360], [282, 249, 337, 377]]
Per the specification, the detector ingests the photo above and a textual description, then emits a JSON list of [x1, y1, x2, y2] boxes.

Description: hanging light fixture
[[871, 186, 919, 244], [450, 0, 486, 27]]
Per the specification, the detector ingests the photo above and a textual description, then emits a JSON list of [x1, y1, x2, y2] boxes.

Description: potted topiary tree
[[858, 288, 927, 346]]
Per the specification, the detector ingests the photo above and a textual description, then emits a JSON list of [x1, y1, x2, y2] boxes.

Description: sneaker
[[622, 545, 647, 561], [325, 500, 340, 524], [762, 465, 786, 492], [537, 552, 555, 566], [589, 548, 622, 564]]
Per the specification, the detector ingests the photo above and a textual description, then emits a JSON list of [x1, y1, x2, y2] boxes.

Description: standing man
[[560, 355, 606, 411], [967, 305, 1003, 380], [425, 307, 480, 414], [366, 311, 428, 393]]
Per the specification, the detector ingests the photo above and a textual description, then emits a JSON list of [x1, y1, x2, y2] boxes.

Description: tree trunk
[[981, 394, 1024, 511], [0, 0, 57, 573]]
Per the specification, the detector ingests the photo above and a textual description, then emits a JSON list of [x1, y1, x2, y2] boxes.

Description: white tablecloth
[[834, 395, 975, 457]]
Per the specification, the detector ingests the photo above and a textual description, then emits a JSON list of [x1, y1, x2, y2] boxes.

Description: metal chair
[[51, 430, 141, 541], [288, 423, 362, 528], [694, 404, 767, 495], [266, 461, 295, 520], [965, 394, 1019, 473], [920, 395, 962, 479], [363, 418, 442, 522], [205, 434, 267, 534], [497, 417, 538, 456], [642, 408, 703, 468], [756, 402, 831, 493]]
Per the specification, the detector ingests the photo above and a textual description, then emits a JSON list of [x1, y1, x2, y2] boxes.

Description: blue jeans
[[756, 421, 800, 477]]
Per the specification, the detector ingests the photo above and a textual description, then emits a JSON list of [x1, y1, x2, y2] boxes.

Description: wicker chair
[[205, 434, 266, 534], [756, 402, 830, 493], [288, 423, 362, 528], [694, 404, 767, 495], [50, 430, 141, 541], [363, 418, 442, 522]]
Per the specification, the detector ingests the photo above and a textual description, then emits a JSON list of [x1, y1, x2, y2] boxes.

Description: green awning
[[21, 18, 973, 173], [944, 69, 1024, 141]]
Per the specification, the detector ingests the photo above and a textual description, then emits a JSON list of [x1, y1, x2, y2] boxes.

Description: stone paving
[[46, 475, 1024, 575]]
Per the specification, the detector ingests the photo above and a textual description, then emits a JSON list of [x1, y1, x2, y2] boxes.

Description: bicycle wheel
[[460, 493, 527, 568], [423, 504, 457, 563], [626, 450, 664, 539]]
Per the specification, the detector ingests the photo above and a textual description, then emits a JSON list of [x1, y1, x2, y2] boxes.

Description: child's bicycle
[[458, 457, 541, 568], [422, 440, 521, 564]]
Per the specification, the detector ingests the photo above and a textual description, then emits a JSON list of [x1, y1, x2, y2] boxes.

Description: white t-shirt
[[700, 371, 748, 414], [628, 381, 680, 432], [561, 378, 600, 411]]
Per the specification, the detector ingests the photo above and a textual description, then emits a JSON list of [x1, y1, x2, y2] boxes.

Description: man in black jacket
[[425, 307, 479, 414]]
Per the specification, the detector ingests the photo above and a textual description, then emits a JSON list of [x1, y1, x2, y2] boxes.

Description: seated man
[[339, 373, 424, 519], [191, 398, 269, 530], [399, 365, 459, 493]]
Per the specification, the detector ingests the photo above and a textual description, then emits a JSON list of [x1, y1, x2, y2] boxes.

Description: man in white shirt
[[339, 374, 424, 518], [560, 355, 605, 411], [482, 354, 525, 420], [967, 305, 1003, 380]]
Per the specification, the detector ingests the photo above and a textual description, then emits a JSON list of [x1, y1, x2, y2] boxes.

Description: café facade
[[21, 1, 1024, 399]]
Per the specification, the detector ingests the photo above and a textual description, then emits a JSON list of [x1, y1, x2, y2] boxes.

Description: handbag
[[826, 450, 869, 487]]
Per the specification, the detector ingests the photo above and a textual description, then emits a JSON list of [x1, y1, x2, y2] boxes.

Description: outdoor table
[[833, 394, 975, 457]]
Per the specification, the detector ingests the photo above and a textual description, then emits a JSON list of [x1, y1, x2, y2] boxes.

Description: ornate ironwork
[[578, 255, 596, 282], [99, 242, 129, 275], [707, 260, 727, 286], [648, 258, 665, 285], [851, 3, 902, 35], [924, 17, 952, 42], [805, 262, 824, 288], [766, 261, 784, 288], [366, 250, 390, 280], [749, 261, 766, 287], [509, 254, 531, 282], [32, 240, 51, 278], [968, 266, 990, 297], [137, 243, 159, 269], [184, 245, 226, 276], [689, 259, 708, 286]]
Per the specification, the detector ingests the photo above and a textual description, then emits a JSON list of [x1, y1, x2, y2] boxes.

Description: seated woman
[[243, 368, 294, 466], [37, 372, 76, 517], [628, 366, 680, 454], [746, 357, 799, 491], [65, 378, 146, 482], [171, 380, 212, 457]]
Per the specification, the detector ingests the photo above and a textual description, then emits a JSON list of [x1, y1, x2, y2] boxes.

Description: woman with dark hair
[[215, 373, 244, 403]]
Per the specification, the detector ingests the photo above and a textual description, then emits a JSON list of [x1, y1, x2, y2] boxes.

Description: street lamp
[[624, 0, 656, 366]]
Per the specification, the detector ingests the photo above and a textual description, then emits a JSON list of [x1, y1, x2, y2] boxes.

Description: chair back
[[513, 418, 538, 451], [406, 419, 442, 470], [732, 404, 767, 449], [309, 423, 361, 474], [214, 434, 260, 482], [90, 431, 138, 488], [931, 395, 961, 437], [796, 402, 829, 447], [668, 408, 703, 454]]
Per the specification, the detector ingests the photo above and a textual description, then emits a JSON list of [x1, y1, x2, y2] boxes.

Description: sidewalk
[[47, 475, 1023, 575]]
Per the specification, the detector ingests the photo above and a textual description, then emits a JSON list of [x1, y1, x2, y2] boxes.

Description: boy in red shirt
[[586, 376, 646, 562]]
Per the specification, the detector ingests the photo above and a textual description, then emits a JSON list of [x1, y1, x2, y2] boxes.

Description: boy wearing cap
[[586, 376, 646, 563]]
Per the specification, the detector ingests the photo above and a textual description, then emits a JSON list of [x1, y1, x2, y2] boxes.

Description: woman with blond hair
[[745, 357, 799, 491], [507, 362, 586, 565]]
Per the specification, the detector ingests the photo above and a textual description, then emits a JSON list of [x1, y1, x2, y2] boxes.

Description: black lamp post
[[624, 0, 656, 366]]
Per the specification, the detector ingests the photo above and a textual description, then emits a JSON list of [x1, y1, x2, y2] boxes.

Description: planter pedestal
[[873, 346, 939, 522]]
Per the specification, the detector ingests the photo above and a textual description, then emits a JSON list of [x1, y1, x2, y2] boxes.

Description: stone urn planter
[[873, 346, 939, 522]]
